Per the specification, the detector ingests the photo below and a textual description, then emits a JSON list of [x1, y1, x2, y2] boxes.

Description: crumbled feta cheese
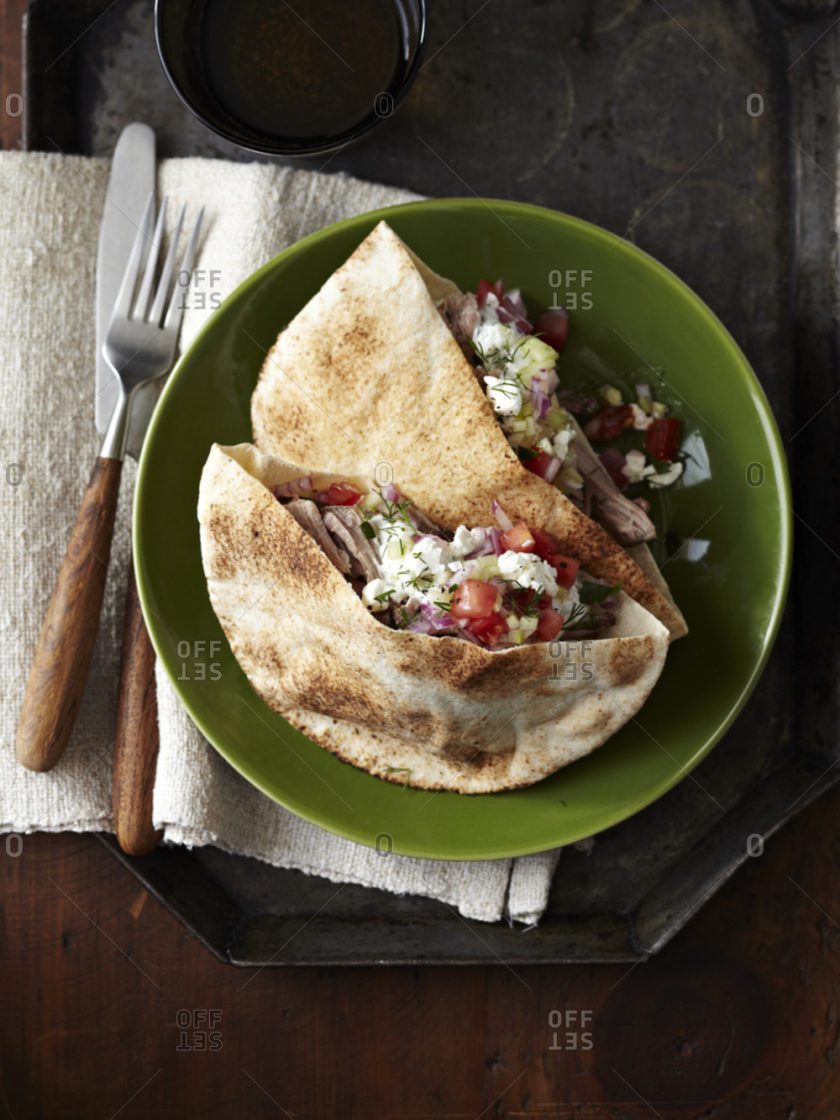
[[561, 582, 581, 618], [478, 293, 501, 323], [484, 376, 522, 417], [551, 425, 576, 463], [362, 579, 393, 611], [630, 403, 653, 431], [623, 449, 656, 484], [473, 321, 517, 357], [451, 525, 481, 557], [497, 551, 559, 596], [410, 535, 451, 578], [648, 461, 684, 488]]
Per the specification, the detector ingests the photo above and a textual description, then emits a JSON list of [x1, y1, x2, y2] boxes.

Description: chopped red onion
[[543, 456, 562, 483], [420, 600, 455, 632], [599, 447, 626, 476], [271, 475, 312, 498], [407, 613, 434, 634], [497, 288, 533, 333], [491, 500, 512, 531], [531, 387, 550, 420], [382, 482, 400, 502], [489, 527, 503, 555]]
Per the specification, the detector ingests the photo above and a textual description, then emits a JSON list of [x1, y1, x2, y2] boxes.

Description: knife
[[15, 123, 159, 781], [95, 124, 165, 856], [96, 123, 158, 453]]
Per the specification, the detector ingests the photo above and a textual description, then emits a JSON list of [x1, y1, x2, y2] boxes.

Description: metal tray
[[21, 0, 838, 964]]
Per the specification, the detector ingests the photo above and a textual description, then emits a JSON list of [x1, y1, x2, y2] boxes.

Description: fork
[[16, 196, 203, 772]]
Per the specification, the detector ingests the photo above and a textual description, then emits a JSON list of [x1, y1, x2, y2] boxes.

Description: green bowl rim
[[133, 197, 793, 860]]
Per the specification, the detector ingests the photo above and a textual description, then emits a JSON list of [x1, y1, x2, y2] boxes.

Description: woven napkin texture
[[0, 150, 560, 923]]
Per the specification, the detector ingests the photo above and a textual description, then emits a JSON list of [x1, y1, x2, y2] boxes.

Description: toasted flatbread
[[251, 221, 687, 638], [199, 443, 670, 793]]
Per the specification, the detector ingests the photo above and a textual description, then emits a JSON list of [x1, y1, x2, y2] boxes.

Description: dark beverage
[[200, 0, 405, 143]]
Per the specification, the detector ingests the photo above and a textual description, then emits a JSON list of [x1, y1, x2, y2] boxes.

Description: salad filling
[[440, 281, 684, 547], [271, 479, 619, 647]]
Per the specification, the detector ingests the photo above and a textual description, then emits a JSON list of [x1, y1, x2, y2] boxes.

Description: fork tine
[[111, 193, 154, 322], [164, 207, 204, 332], [148, 204, 185, 326], [131, 195, 168, 321]]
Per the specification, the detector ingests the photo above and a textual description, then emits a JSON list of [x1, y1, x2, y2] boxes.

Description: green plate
[[134, 199, 791, 861]]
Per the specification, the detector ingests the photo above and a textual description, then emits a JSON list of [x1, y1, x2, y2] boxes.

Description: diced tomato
[[585, 405, 635, 442], [645, 417, 682, 462], [467, 612, 508, 645], [451, 579, 499, 620], [476, 279, 504, 306], [529, 527, 580, 588], [500, 521, 536, 553], [552, 555, 581, 590], [534, 309, 569, 353], [531, 527, 562, 563], [522, 450, 555, 479], [536, 607, 565, 642], [322, 482, 362, 506]]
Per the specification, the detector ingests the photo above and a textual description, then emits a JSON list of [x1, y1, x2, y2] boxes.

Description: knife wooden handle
[[112, 561, 162, 856], [16, 457, 123, 771]]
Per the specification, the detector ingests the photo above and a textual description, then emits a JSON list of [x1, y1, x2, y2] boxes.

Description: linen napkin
[[0, 150, 560, 924]]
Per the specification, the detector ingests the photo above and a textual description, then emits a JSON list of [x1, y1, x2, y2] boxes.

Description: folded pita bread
[[199, 443, 669, 793], [251, 221, 687, 639]]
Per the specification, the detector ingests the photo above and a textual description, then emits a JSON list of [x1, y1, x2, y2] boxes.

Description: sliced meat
[[285, 499, 351, 574], [571, 433, 656, 546], [440, 293, 480, 358], [407, 505, 445, 535], [323, 506, 381, 584]]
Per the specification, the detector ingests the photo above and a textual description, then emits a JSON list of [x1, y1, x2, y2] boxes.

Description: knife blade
[[95, 122, 157, 457]]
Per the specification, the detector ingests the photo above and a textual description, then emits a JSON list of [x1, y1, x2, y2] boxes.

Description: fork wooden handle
[[112, 561, 162, 856], [16, 457, 123, 771]]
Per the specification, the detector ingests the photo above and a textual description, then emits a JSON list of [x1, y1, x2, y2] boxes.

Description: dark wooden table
[[2, 3, 838, 1116]]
